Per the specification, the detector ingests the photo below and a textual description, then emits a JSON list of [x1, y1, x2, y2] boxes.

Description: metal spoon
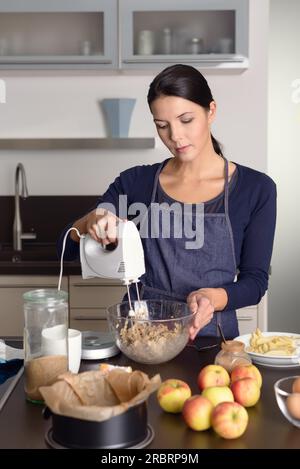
[[187, 343, 220, 352], [218, 323, 227, 344]]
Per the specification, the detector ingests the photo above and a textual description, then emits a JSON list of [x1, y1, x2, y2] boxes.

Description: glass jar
[[189, 37, 204, 54], [214, 340, 252, 372], [161, 28, 172, 54], [137, 30, 155, 55], [80, 40, 92, 56], [23, 289, 68, 404]]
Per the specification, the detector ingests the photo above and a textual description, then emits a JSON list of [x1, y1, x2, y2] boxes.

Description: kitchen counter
[[0, 339, 299, 449]]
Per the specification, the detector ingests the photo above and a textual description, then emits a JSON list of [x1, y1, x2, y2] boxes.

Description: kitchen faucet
[[13, 163, 36, 251]]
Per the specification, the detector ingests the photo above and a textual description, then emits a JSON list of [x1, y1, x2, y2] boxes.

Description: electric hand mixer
[[79, 220, 146, 315]]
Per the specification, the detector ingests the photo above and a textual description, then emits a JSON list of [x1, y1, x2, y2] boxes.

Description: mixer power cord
[[58, 227, 84, 291]]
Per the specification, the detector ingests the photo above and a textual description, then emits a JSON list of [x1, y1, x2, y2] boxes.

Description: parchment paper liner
[[39, 369, 161, 422]]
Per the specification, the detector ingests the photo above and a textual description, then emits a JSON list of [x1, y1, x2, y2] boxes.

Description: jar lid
[[221, 340, 245, 352], [23, 289, 68, 304]]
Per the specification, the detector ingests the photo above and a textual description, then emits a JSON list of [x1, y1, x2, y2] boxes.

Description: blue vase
[[101, 98, 136, 138]]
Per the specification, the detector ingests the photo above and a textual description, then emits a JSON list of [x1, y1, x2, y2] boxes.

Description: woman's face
[[150, 95, 216, 162]]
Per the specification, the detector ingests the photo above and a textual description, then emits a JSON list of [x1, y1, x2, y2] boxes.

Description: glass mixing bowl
[[107, 300, 196, 364], [274, 376, 300, 428]]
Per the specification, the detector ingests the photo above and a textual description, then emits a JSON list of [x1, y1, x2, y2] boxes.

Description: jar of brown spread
[[214, 340, 252, 372]]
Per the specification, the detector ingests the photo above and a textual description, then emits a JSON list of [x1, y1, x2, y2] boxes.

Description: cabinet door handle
[[237, 316, 253, 321], [73, 316, 105, 321], [0, 284, 58, 288], [1, 58, 113, 65], [123, 56, 245, 64], [72, 283, 119, 287]]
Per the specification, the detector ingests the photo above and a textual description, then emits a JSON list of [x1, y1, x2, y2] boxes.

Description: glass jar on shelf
[[214, 340, 252, 372], [23, 289, 69, 404], [80, 40, 92, 56], [188, 37, 204, 55], [161, 28, 172, 55], [217, 37, 234, 54], [0, 38, 8, 56], [137, 30, 155, 55]]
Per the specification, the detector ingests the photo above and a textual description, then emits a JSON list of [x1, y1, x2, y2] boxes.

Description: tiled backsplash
[[0, 195, 100, 245]]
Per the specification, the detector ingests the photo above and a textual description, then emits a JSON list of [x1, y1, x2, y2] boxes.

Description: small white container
[[68, 329, 82, 374], [137, 30, 155, 55], [80, 40, 92, 56], [218, 37, 233, 54], [0, 38, 8, 56], [161, 28, 172, 55], [189, 38, 204, 55], [42, 326, 82, 374]]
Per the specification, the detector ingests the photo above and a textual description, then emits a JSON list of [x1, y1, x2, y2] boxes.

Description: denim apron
[[127, 158, 239, 339]]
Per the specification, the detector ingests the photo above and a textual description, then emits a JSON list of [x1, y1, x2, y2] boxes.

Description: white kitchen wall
[[0, 0, 269, 196], [268, 0, 300, 331]]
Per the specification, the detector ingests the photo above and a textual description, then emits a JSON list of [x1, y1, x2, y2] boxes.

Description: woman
[[59, 64, 276, 340]]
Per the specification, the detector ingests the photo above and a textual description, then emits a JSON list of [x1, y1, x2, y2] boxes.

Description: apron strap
[[150, 161, 166, 204], [138, 161, 166, 231], [223, 157, 230, 216], [222, 157, 237, 271]]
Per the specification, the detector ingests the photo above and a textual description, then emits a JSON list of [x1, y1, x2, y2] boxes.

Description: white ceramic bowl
[[235, 332, 300, 367]]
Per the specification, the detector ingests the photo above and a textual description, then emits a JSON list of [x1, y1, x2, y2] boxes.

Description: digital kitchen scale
[[81, 331, 119, 360]]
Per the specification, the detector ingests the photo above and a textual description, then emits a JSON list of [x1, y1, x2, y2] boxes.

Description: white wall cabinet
[[69, 276, 126, 333], [0, 0, 118, 69], [236, 294, 268, 336], [0, 0, 249, 70], [0, 273, 266, 337], [120, 0, 249, 70], [0, 275, 68, 336], [0, 275, 124, 336]]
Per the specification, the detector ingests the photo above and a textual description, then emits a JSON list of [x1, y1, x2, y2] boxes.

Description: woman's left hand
[[187, 288, 228, 340]]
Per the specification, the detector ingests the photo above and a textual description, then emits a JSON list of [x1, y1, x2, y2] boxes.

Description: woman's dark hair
[[147, 64, 223, 156]]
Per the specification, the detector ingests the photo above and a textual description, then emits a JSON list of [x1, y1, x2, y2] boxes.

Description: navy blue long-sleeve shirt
[[58, 159, 276, 312]]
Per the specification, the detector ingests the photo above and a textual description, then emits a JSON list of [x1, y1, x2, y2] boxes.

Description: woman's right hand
[[71, 208, 122, 245], [187, 292, 215, 341]]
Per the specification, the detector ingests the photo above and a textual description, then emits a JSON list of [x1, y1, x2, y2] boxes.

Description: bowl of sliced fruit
[[235, 329, 300, 367]]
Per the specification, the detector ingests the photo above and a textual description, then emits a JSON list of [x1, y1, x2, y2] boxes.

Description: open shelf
[[0, 138, 155, 150]]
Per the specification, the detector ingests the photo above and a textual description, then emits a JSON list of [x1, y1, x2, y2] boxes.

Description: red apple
[[211, 401, 249, 439], [197, 364, 230, 391], [157, 379, 192, 413], [231, 377, 260, 407], [182, 395, 214, 431], [202, 385, 234, 407], [231, 364, 262, 388]]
